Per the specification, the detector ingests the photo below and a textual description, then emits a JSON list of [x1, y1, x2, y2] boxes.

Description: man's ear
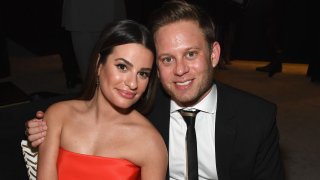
[[210, 41, 221, 68]]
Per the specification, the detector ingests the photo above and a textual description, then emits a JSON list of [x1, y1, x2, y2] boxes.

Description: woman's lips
[[118, 89, 136, 99]]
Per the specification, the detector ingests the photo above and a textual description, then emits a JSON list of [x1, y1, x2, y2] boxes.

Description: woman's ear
[[210, 41, 221, 68]]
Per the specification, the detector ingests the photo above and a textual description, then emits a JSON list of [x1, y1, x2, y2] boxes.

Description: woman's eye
[[138, 72, 150, 79], [116, 64, 127, 71]]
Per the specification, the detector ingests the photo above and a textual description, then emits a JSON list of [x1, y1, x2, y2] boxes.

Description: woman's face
[[97, 43, 154, 109]]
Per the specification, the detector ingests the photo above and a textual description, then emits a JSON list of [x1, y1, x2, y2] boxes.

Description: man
[[26, 1, 284, 179]]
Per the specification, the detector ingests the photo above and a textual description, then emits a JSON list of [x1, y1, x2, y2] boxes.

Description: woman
[[36, 20, 168, 180]]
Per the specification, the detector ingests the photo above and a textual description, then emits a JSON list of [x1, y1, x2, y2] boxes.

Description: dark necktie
[[179, 109, 200, 180]]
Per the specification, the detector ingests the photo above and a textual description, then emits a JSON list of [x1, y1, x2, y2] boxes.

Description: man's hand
[[25, 111, 47, 147]]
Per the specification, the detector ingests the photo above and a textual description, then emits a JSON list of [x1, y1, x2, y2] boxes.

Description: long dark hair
[[80, 20, 158, 114]]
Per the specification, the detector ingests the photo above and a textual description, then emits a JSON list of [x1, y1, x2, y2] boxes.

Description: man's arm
[[253, 105, 284, 179], [26, 111, 48, 147]]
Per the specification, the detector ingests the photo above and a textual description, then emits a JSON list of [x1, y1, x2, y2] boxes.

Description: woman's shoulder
[[47, 100, 85, 112], [127, 111, 167, 165], [44, 100, 86, 121], [130, 111, 156, 130], [131, 111, 165, 147]]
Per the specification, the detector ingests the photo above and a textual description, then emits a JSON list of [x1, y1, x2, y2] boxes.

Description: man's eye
[[162, 57, 173, 64], [186, 51, 198, 59], [116, 64, 127, 71]]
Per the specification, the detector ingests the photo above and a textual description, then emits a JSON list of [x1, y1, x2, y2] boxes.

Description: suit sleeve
[[253, 104, 285, 179]]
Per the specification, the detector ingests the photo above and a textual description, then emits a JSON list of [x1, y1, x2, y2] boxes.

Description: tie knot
[[179, 109, 199, 127]]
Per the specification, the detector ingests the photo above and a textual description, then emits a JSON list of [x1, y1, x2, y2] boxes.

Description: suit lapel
[[149, 82, 237, 180], [215, 82, 237, 180]]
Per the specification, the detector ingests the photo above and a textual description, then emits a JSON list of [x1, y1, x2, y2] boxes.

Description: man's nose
[[174, 59, 189, 76]]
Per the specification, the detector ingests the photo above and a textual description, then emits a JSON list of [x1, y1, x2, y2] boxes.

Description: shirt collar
[[170, 84, 217, 114]]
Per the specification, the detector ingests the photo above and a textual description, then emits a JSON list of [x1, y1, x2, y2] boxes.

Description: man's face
[[154, 20, 220, 107]]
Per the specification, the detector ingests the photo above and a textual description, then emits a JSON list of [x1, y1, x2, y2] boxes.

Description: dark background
[[0, 0, 317, 179], [1, 0, 314, 63]]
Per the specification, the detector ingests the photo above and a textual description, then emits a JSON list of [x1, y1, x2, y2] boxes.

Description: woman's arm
[[37, 103, 64, 180], [140, 129, 168, 180]]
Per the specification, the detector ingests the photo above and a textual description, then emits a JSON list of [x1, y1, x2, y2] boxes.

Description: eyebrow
[[115, 58, 152, 71], [157, 47, 201, 57], [115, 58, 133, 67], [186, 47, 200, 51]]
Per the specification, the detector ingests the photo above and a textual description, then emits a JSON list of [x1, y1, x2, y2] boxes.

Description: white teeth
[[176, 80, 191, 86]]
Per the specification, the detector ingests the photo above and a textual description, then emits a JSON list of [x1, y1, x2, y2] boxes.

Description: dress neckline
[[59, 147, 138, 166]]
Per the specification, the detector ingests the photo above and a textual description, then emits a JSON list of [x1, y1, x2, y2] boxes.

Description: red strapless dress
[[57, 147, 141, 180]]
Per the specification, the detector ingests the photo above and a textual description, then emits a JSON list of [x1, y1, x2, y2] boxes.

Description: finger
[[26, 119, 44, 128], [28, 131, 47, 143], [25, 119, 40, 128], [28, 123, 47, 136], [31, 137, 45, 148], [41, 121, 48, 130], [24, 111, 45, 128], [36, 111, 45, 119]]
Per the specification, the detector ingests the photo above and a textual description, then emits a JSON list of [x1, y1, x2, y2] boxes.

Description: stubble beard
[[165, 68, 215, 107]]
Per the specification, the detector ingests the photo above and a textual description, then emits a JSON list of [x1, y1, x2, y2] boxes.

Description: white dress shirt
[[169, 85, 218, 180]]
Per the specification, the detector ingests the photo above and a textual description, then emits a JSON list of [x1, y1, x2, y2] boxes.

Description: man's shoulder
[[215, 82, 278, 130], [215, 81, 276, 109]]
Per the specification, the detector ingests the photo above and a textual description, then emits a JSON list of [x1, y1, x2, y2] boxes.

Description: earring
[[96, 76, 100, 86]]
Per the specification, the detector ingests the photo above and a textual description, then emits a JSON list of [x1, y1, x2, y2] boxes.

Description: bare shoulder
[[129, 112, 168, 178], [131, 111, 168, 161], [131, 111, 163, 141], [44, 100, 84, 124]]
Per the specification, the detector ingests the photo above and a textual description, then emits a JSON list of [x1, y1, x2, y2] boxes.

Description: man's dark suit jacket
[[146, 81, 284, 180]]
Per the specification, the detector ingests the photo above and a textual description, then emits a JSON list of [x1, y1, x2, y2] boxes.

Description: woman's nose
[[125, 75, 138, 90]]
